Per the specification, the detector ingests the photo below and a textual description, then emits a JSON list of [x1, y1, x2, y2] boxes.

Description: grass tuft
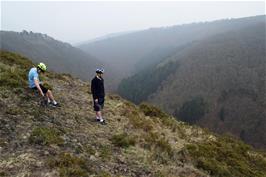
[[29, 127, 64, 145], [111, 133, 136, 148], [185, 135, 266, 177], [99, 144, 112, 161], [139, 102, 168, 118], [48, 152, 90, 177]]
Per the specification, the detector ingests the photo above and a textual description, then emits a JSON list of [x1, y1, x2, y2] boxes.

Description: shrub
[[0, 51, 54, 91], [99, 144, 112, 160], [175, 97, 208, 124], [155, 138, 174, 156], [48, 152, 90, 177], [0, 51, 33, 69], [139, 103, 181, 131], [143, 132, 178, 164], [144, 132, 160, 144], [0, 51, 33, 89], [139, 103, 167, 118], [85, 144, 96, 155], [29, 127, 64, 145], [151, 138, 175, 164], [185, 135, 266, 177], [0, 66, 28, 88], [111, 133, 136, 148], [129, 114, 154, 132]]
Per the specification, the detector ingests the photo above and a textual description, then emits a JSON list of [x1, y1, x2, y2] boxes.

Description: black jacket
[[91, 76, 105, 99]]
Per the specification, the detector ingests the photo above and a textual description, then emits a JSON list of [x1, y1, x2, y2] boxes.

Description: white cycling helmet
[[96, 68, 104, 74]]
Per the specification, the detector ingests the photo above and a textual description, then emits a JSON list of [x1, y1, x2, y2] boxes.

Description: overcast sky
[[1, 1, 265, 44]]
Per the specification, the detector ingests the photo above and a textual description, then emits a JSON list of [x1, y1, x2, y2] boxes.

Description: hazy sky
[[1, 1, 265, 44]]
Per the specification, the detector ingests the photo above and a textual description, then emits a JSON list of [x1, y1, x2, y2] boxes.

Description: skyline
[[1, 1, 265, 44]]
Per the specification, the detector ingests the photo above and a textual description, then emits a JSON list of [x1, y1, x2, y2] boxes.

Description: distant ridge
[[0, 30, 103, 81], [75, 30, 138, 46], [78, 15, 265, 90]]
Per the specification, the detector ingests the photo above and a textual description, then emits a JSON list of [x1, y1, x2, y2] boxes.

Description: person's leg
[[99, 98, 104, 119], [39, 84, 58, 105], [94, 99, 105, 122], [96, 111, 102, 120], [97, 98, 105, 123], [94, 100, 101, 120], [96, 111, 102, 117], [46, 90, 55, 102], [46, 90, 58, 105]]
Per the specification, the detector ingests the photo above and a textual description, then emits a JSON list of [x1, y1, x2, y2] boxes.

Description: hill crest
[[0, 30, 103, 83]]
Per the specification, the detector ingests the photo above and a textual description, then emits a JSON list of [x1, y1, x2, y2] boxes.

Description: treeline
[[118, 61, 179, 104]]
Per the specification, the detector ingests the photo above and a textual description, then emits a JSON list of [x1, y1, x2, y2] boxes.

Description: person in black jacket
[[91, 68, 105, 124]]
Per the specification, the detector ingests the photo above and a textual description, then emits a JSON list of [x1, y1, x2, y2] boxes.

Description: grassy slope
[[0, 51, 265, 177]]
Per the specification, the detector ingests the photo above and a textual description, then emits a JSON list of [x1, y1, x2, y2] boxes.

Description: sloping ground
[[0, 51, 266, 177]]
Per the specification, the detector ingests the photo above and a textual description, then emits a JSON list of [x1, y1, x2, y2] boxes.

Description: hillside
[[79, 15, 264, 89], [0, 30, 104, 84], [1, 51, 266, 176], [117, 16, 266, 149]]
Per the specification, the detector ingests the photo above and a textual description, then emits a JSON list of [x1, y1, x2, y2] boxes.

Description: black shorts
[[32, 84, 48, 94], [93, 97, 104, 112]]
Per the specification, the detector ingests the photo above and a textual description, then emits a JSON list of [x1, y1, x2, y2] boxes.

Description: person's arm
[[91, 79, 97, 101], [102, 79, 105, 97], [34, 79, 45, 97]]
